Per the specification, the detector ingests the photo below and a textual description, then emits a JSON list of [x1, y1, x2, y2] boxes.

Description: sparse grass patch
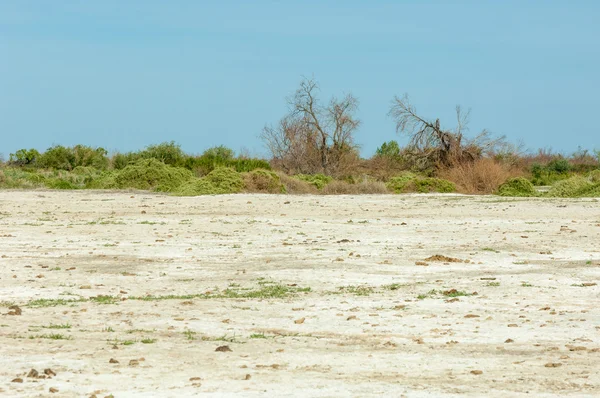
[[89, 295, 119, 304], [183, 330, 197, 341], [249, 333, 268, 339], [29, 333, 71, 340], [43, 323, 71, 329], [141, 338, 156, 344], [334, 285, 375, 296], [27, 298, 87, 308]]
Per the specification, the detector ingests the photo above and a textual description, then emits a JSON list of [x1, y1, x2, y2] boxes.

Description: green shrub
[[90, 159, 192, 192], [9, 148, 40, 166], [243, 169, 286, 193], [294, 174, 333, 190], [530, 162, 571, 185], [37, 145, 76, 170], [171, 179, 223, 196], [111, 152, 141, 169], [72, 145, 109, 170], [138, 141, 186, 167], [547, 159, 571, 173], [204, 167, 244, 193], [589, 170, 600, 183], [411, 178, 455, 193], [172, 168, 244, 196], [386, 173, 454, 194], [547, 176, 594, 198], [385, 172, 417, 193], [497, 177, 537, 197]]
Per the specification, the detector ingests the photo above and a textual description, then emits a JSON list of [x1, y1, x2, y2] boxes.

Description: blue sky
[[1, 1, 598, 158]]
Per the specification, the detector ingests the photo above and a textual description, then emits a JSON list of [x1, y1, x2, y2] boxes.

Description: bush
[[277, 173, 318, 194], [90, 158, 193, 192], [412, 178, 455, 193], [172, 167, 244, 196], [243, 169, 286, 193], [171, 179, 223, 196], [138, 141, 186, 167], [530, 161, 571, 186], [497, 177, 537, 197], [9, 148, 40, 166], [385, 172, 417, 193], [547, 158, 571, 174], [204, 167, 244, 193], [386, 173, 454, 193], [294, 174, 333, 190], [589, 170, 600, 183], [321, 180, 389, 195], [438, 158, 516, 194], [547, 176, 595, 198], [111, 152, 141, 170], [72, 145, 109, 170], [37, 145, 76, 170]]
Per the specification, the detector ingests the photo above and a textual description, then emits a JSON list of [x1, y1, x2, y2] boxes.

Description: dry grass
[[277, 172, 318, 194], [320, 180, 389, 195], [438, 158, 523, 194]]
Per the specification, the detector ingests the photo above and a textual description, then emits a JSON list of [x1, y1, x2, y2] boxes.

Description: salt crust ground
[[0, 191, 599, 397]]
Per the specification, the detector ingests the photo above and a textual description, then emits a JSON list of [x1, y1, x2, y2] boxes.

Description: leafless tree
[[388, 94, 505, 168], [261, 78, 360, 176]]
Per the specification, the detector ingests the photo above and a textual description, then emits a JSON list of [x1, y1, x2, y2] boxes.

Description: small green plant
[[184, 330, 197, 341], [43, 323, 71, 329], [141, 338, 156, 344], [521, 282, 533, 287], [486, 282, 500, 287], [249, 333, 268, 339]]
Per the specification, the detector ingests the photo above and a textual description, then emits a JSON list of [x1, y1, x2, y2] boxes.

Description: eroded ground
[[0, 191, 599, 397]]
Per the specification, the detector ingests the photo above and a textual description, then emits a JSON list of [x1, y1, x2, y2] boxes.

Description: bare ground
[[0, 191, 599, 397]]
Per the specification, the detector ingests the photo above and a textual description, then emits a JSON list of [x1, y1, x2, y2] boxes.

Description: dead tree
[[261, 78, 360, 175], [388, 94, 503, 168]]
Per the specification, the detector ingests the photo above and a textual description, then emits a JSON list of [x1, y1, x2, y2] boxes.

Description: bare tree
[[261, 78, 360, 176], [388, 94, 504, 168]]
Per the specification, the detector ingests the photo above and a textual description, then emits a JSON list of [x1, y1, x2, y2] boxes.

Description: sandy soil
[[0, 191, 599, 397]]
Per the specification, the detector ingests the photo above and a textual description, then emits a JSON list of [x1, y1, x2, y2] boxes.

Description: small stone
[[49, 387, 59, 393], [7, 305, 22, 316], [347, 315, 357, 321], [544, 363, 562, 368], [27, 369, 39, 378], [44, 369, 57, 377], [507, 324, 518, 327], [294, 317, 305, 324], [109, 358, 119, 364], [215, 345, 232, 352], [129, 360, 139, 366], [11, 378, 23, 383], [464, 314, 480, 318], [505, 339, 514, 343], [189, 377, 201, 381], [244, 374, 251, 380], [470, 370, 483, 375]]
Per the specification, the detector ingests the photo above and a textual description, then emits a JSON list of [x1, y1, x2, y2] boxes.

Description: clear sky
[[1, 1, 598, 159]]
